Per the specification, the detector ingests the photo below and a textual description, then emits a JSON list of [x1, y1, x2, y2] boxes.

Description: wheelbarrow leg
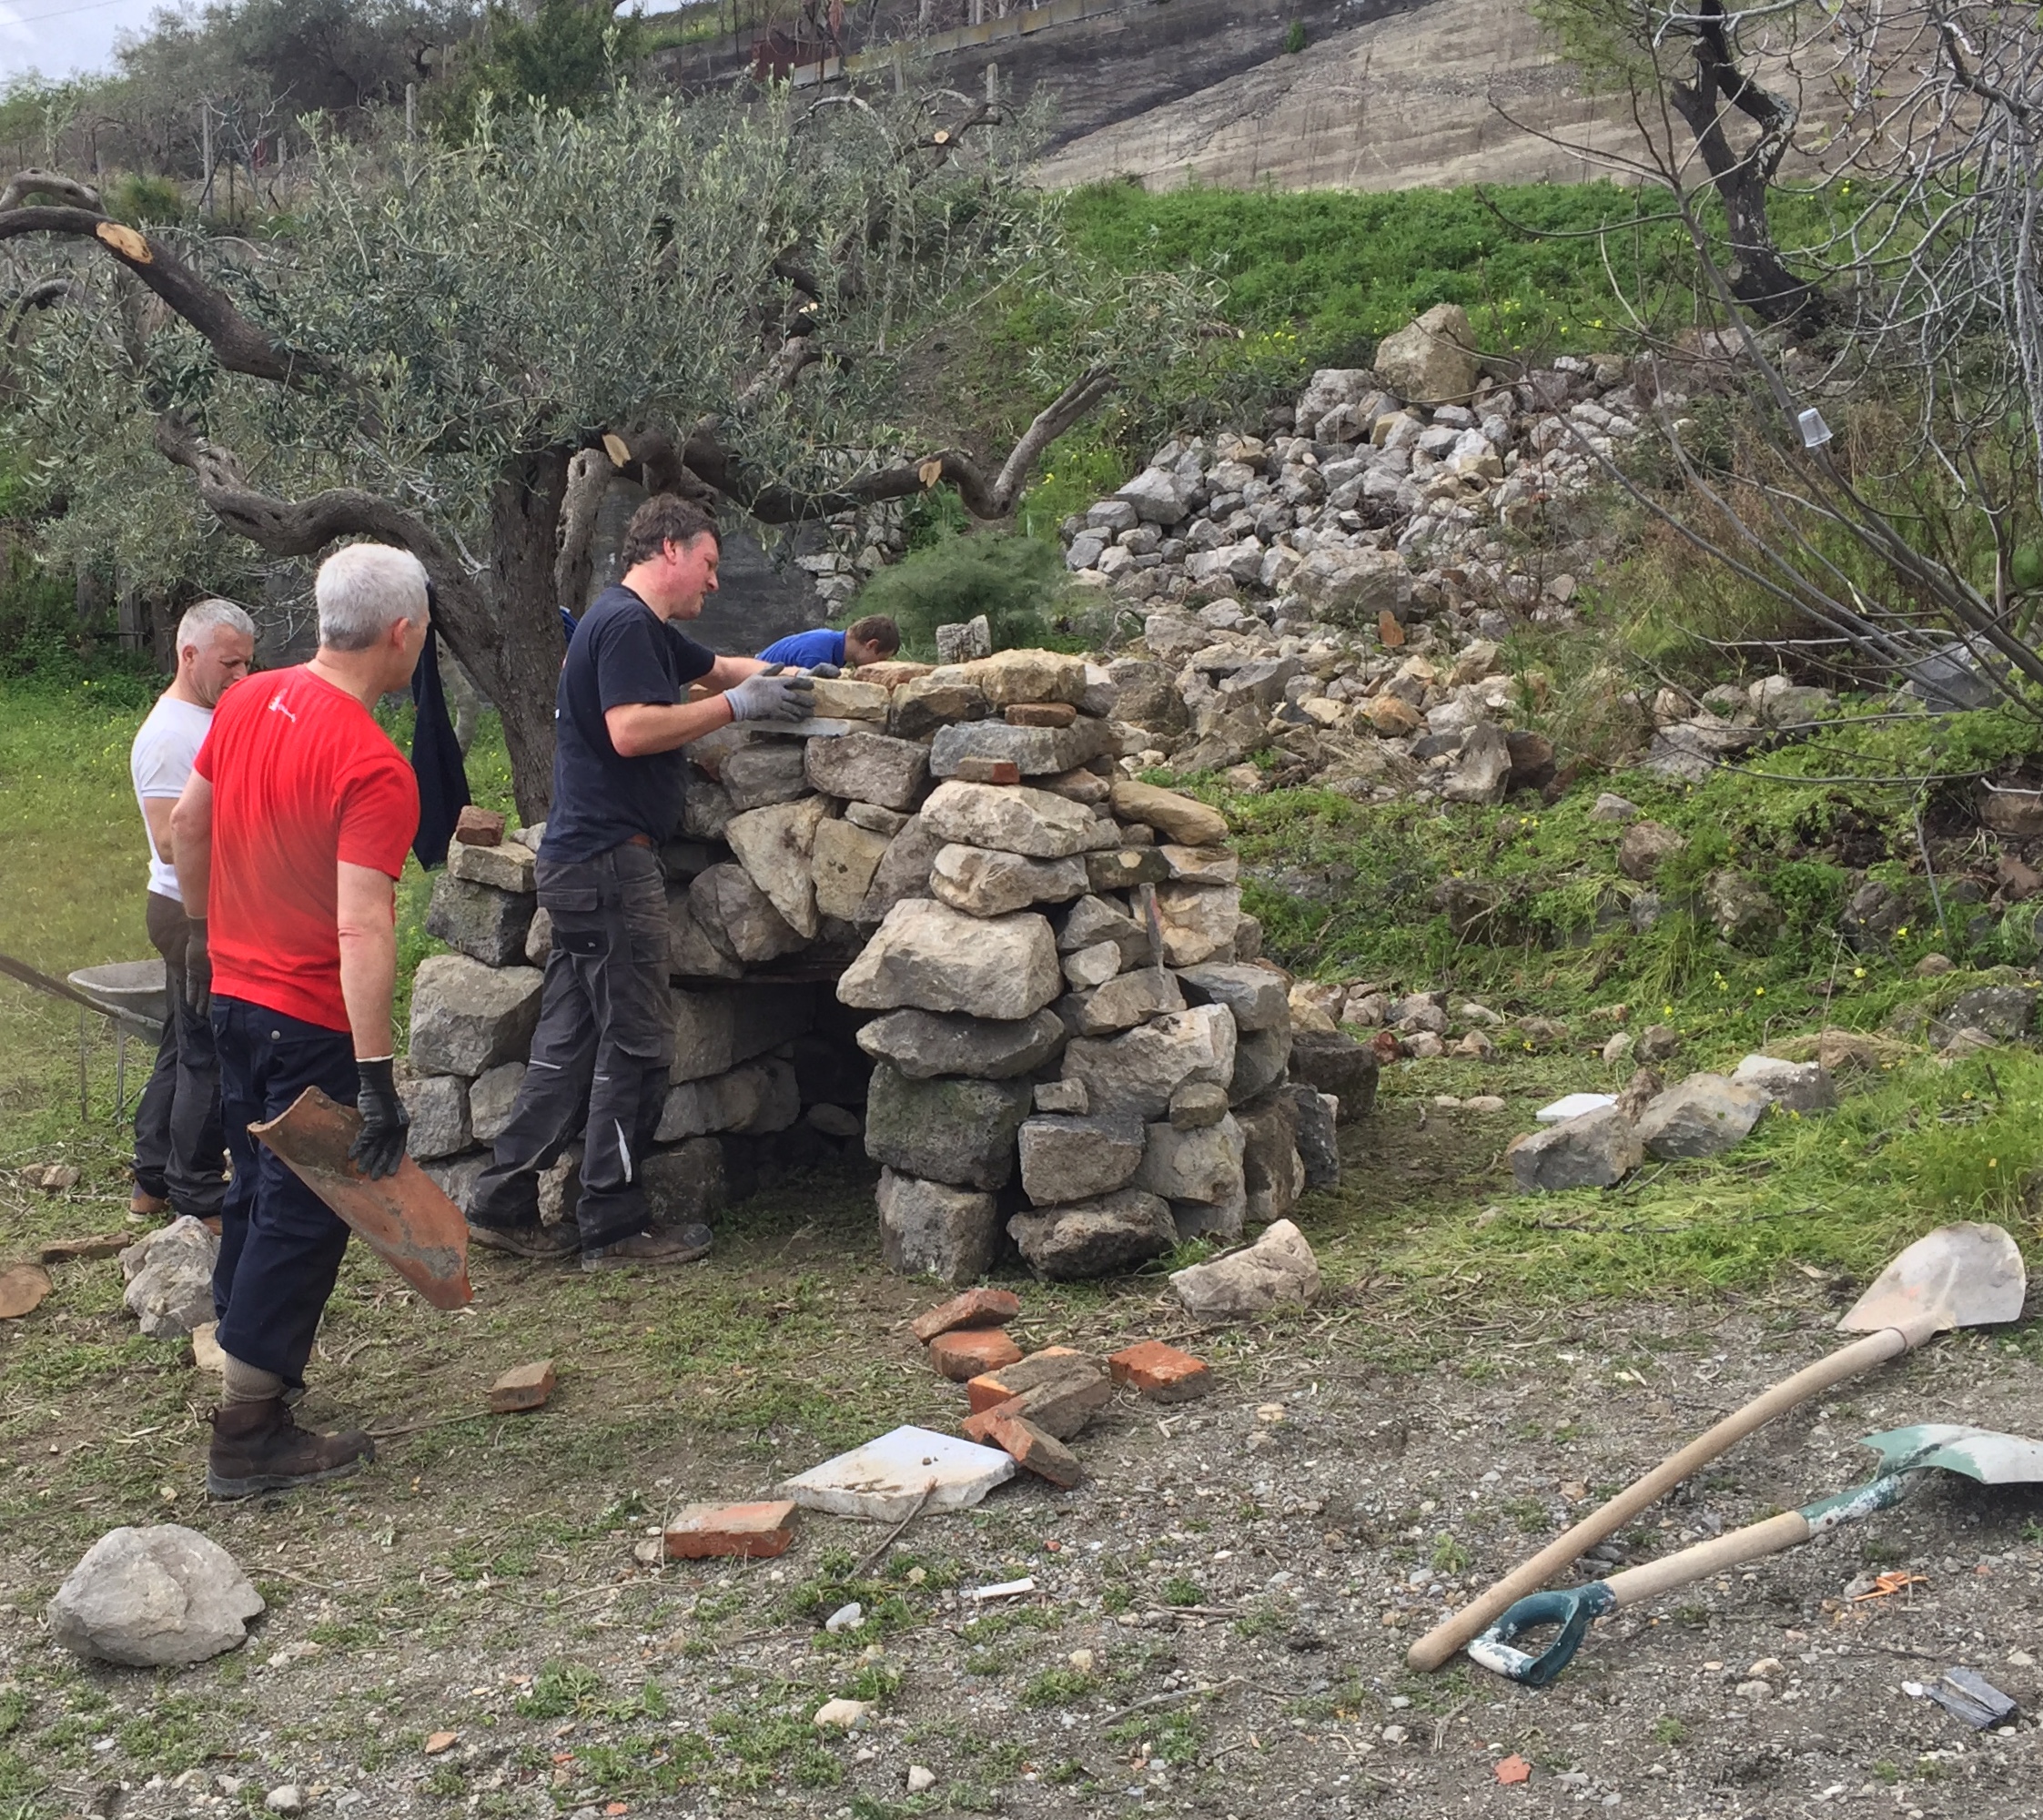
[[77, 1007, 88, 1123], [115, 1026, 127, 1121]]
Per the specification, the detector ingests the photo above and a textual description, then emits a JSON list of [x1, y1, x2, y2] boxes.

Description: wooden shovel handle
[[1600, 1510, 1811, 1608], [1405, 1324, 1913, 1671]]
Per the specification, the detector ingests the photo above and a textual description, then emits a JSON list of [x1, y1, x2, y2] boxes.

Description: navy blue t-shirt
[[541, 586, 717, 863]]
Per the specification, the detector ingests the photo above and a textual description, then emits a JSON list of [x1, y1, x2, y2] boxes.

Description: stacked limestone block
[[397, 647, 1332, 1279]]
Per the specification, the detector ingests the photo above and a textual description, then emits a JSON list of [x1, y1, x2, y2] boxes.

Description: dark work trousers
[[211, 996, 359, 1385], [132, 892, 228, 1217], [469, 842, 673, 1249]]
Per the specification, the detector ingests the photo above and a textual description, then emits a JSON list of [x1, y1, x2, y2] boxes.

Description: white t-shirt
[[131, 695, 214, 901]]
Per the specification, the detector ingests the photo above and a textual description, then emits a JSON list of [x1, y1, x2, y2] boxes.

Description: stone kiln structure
[[399, 648, 1362, 1280]]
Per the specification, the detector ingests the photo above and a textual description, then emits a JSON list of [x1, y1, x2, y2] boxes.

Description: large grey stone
[[812, 819, 895, 923], [1116, 469, 1190, 526], [921, 780, 1101, 859], [856, 1006, 1066, 1081], [1617, 821, 1685, 882], [656, 1063, 776, 1141], [1175, 961, 1290, 1033], [950, 649, 1092, 708], [1229, 1026, 1293, 1104], [1289, 1085, 1340, 1188], [468, 1062, 526, 1144], [1018, 1113, 1146, 1206], [681, 771, 735, 839], [1058, 894, 1153, 968], [1062, 1003, 1238, 1120], [1155, 881, 1241, 967], [805, 732, 931, 812], [425, 873, 536, 967], [857, 814, 946, 921], [1008, 1189, 1178, 1279], [837, 898, 1062, 1020], [878, 1169, 1000, 1283], [422, 1154, 488, 1215], [1075, 967, 1184, 1036], [1106, 658, 1187, 733], [1441, 722, 1512, 805], [1702, 869, 1783, 945], [1288, 1030, 1379, 1121], [399, 1074, 470, 1161], [1290, 545, 1412, 624], [1373, 301, 1480, 404], [1135, 1114, 1244, 1207], [118, 1217, 217, 1339], [671, 982, 815, 1082], [47, 1525, 264, 1667], [928, 718, 1115, 780], [689, 863, 807, 965], [1945, 986, 2036, 1040], [930, 845, 1089, 918], [726, 795, 832, 939], [447, 838, 535, 895], [864, 1065, 1032, 1190], [1510, 1105, 1642, 1192], [1235, 1090, 1303, 1225], [409, 956, 544, 1077], [891, 676, 992, 741], [721, 743, 813, 812], [1730, 1054, 1838, 1114], [642, 1138, 727, 1226], [1168, 1218, 1321, 1319], [1063, 941, 1122, 992], [1636, 1073, 1768, 1159]]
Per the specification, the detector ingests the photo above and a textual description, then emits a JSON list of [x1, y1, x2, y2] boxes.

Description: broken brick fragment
[[1107, 1340, 1213, 1403], [1004, 703, 1078, 729], [953, 757, 1021, 784], [965, 1345, 1086, 1414], [454, 805, 507, 846], [910, 1288, 1022, 1346], [927, 1327, 1024, 1381], [488, 1360, 557, 1412], [664, 1499, 799, 1560], [983, 1412, 1083, 1487]]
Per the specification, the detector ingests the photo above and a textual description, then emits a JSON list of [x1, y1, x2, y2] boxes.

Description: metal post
[[200, 105, 214, 214], [986, 61, 997, 103], [115, 1027, 127, 1121], [77, 1008, 87, 1123], [406, 82, 417, 141]]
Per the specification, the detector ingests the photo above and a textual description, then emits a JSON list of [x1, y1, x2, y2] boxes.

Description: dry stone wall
[[399, 650, 1354, 1282]]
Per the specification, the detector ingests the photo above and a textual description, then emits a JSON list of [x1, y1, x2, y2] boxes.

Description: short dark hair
[[846, 614, 901, 655], [621, 494, 719, 570]]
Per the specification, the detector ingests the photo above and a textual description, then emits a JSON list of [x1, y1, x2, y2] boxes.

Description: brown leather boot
[[207, 1399, 375, 1500]]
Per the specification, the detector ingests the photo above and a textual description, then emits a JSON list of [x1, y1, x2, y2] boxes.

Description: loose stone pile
[[403, 649, 1370, 1280]]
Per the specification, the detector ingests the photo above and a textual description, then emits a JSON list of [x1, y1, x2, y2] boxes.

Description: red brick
[[664, 1500, 798, 1560], [927, 1327, 1024, 1381], [910, 1288, 1022, 1346], [1107, 1340, 1213, 1403], [454, 805, 507, 846], [1004, 703, 1078, 728], [954, 757, 1021, 784], [965, 1345, 1084, 1414], [983, 1412, 1083, 1487], [489, 1359, 556, 1412], [962, 1369, 1110, 1442]]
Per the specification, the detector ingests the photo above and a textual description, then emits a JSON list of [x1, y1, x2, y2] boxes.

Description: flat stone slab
[[1535, 1092, 1617, 1124], [780, 1424, 1016, 1521]]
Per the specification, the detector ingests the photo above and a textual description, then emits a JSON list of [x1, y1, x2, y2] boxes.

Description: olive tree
[[0, 81, 1197, 814]]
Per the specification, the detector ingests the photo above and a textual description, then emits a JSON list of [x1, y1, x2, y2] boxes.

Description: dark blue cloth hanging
[[410, 622, 470, 871]]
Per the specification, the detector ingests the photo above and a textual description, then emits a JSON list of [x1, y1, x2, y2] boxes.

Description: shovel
[[1407, 1222, 2025, 1672], [251, 1087, 474, 1310], [1469, 1423, 2043, 1685]]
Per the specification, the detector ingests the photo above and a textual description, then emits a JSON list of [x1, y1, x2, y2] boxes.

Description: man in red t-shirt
[[172, 543, 427, 1499]]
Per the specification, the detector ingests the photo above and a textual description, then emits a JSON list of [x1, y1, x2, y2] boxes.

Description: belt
[[624, 834, 653, 849]]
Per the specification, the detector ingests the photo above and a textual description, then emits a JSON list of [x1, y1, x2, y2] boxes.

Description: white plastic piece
[[780, 1425, 1016, 1521], [1797, 408, 1833, 450], [1534, 1092, 1618, 1124], [967, 1576, 1037, 1602]]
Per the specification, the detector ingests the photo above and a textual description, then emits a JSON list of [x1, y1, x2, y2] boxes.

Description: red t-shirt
[[192, 666, 420, 1032]]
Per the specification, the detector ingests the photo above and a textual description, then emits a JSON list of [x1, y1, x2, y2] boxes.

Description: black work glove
[[182, 918, 212, 1020], [351, 1057, 410, 1179]]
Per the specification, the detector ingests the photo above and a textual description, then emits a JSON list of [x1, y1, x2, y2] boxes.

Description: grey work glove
[[725, 669, 816, 723], [350, 1057, 410, 1179], [807, 661, 844, 680], [182, 918, 212, 1020]]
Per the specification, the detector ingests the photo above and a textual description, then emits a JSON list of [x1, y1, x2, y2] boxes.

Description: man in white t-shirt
[[129, 599, 256, 1223]]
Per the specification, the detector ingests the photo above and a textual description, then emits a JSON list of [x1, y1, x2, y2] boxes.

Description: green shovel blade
[[1859, 1424, 2043, 1486]]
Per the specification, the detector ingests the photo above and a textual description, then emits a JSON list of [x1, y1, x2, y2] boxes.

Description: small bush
[[1284, 20, 1308, 53], [106, 173, 186, 226], [849, 531, 1071, 658]]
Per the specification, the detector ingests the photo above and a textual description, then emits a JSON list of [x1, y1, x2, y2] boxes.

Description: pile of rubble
[[401, 650, 1379, 1280]]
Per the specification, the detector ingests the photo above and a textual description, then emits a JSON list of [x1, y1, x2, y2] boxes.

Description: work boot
[[128, 1189, 168, 1224], [582, 1221, 713, 1272], [467, 1219, 579, 1261], [207, 1399, 375, 1500]]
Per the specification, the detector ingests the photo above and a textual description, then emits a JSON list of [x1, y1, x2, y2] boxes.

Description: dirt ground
[[4, 1107, 2040, 1820]]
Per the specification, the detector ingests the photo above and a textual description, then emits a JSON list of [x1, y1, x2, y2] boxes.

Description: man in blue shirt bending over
[[757, 614, 901, 672]]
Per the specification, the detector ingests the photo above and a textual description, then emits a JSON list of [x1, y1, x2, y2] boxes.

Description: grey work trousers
[[132, 890, 228, 1217], [468, 843, 673, 1249]]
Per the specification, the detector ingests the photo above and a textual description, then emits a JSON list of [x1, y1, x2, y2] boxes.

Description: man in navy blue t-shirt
[[469, 495, 813, 1271], [756, 614, 902, 672]]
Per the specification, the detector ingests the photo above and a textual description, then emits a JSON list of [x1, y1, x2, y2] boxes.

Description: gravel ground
[[5, 1263, 2038, 1820]]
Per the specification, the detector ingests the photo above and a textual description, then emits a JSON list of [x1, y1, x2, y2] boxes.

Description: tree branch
[[554, 443, 614, 616], [0, 169, 100, 212]]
